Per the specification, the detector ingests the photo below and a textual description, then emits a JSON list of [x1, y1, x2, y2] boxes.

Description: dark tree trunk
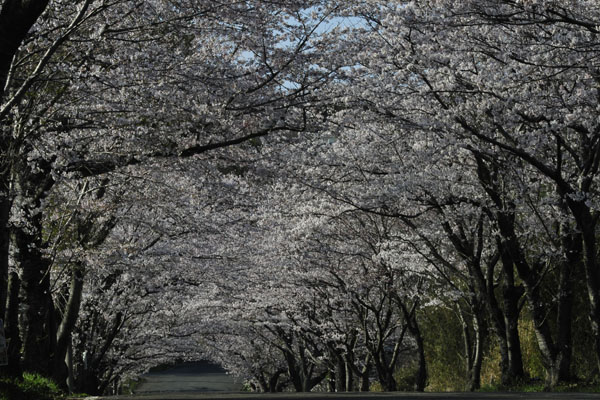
[[554, 217, 579, 382], [359, 357, 371, 392], [376, 364, 397, 392], [500, 259, 525, 383], [404, 307, 427, 392], [497, 225, 563, 388], [438, 203, 525, 386], [565, 200, 600, 375], [344, 355, 354, 391], [0, 0, 50, 105], [0, 189, 9, 320], [268, 369, 285, 392], [369, 337, 397, 392], [470, 315, 484, 392], [256, 368, 285, 393], [53, 264, 85, 386], [279, 336, 325, 393], [485, 258, 512, 384], [347, 350, 371, 392], [18, 242, 52, 374], [334, 351, 346, 392], [3, 271, 21, 377], [460, 308, 473, 385], [370, 337, 398, 392], [581, 227, 600, 375], [283, 346, 303, 392], [0, 186, 11, 377], [460, 301, 485, 391], [10, 153, 55, 375], [474, 154, 566, 387], [66, 342, 75, 393], [327, 369, 336, 392], [12, 192, 53, 375]]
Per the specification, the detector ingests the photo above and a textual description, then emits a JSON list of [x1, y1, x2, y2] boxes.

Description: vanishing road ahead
[[89, 392, 600, 400], [83, 363, 599, 400]]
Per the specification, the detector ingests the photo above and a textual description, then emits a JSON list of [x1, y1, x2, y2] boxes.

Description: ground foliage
[[0, 373, 64, 400]]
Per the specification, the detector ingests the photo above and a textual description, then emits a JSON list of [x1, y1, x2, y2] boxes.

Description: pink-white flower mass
[[1, 0, 600, 394]]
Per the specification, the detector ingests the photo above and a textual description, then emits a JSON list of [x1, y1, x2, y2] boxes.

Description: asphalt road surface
[[89, 392, 600, 400], [80, 362, 600, 400], [134, 361, 243, 393]]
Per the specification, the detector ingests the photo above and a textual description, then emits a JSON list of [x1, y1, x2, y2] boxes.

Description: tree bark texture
[[475, 154, 568, 387], [11, 156, 55, 374], [2, 271, 21, 377], [0, 189, 9, 321], [53, 264, 85, 385], [0, 0, 50, 105]]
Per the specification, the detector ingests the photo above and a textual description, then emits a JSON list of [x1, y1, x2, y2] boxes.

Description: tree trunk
[[359, 357, 371, 392], [460, 302, 484, 391], [459, 307, 473, 384], [370, 347, 396, 391], [18, 244, 52, 374], [439, 201, 525, 386], [501, 261, 525, 383], [554, 226, 578, 382], [268, 369, 284, 392], [3, 271, 21, 377], [485, 259, 511, 384], [10, 154, 55, 375], [408, 312, 427, 391], [11, 192, 53, 375], [370, 337, 398, 392], [568, 202, 600, 375], [474, 155, 565, 387], [53, 264, 85, 386], [470, 309, 484, 391], [0, 185, 11, 377], [0, 0, 50, 105], [334, 351, 346, 392], [580, 227, 600, 375], [0, 189, 9, 321], [496, 214, 563, 388], [66, 342, 75, 394], [473, 248, 518, 385], [379, 365, 397, 392], [328, 369, 336, 392], [344, 355, 354, 391], [282, 345, 304, 392]]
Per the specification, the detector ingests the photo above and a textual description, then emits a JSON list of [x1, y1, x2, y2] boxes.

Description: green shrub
[[479, 380, 600, 393], [369, 380, 383, 392], [0, 373, 64, 400], [395, 362, 421, 391], [518, 317, 544, 380], [421, 307, 466, 391]]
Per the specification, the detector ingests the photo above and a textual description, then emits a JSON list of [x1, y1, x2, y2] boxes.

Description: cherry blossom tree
[[0, 0, 343, 386], [187, 145, 434, 392], [314, 0, 600, 387], [4, 0, 600, 393]]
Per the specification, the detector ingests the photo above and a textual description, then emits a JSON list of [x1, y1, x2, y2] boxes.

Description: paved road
[[76, 362, 599, 400], [86, 392, 600, 400], [135, 362, 243, 393]]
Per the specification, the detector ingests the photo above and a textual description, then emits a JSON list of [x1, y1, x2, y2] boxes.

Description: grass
[[0, 372, 65, 400], [478, 379, 600, 393]]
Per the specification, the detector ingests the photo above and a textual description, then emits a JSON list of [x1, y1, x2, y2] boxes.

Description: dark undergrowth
[[478, 378, 600, 393], [0, 372, 64, 400]]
